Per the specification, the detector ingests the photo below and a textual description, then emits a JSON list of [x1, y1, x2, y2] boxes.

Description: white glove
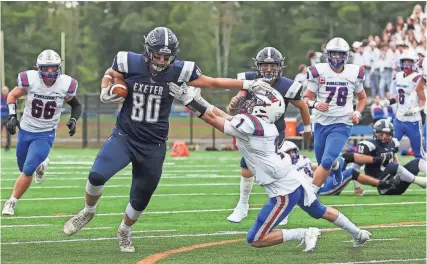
[[168, 82, 195, 105], [243, 79, 274, 93], [100, 86, 125, 104], [404, 107, 420, 116], [380, 99, 390, 108]]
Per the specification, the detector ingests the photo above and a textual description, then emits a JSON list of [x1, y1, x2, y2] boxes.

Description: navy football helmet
[[373, 119, 394, 144], [143, 27, 180, 74], [253, 47, 285, 83]]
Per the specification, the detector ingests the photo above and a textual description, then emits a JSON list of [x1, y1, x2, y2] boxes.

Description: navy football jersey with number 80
[[111, 51, 201, 143]]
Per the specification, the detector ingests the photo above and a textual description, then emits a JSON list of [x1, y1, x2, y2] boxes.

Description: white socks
[[353, 180, 361, 188], [333, 212, 361, 238], [84, 202, 96, 215], [281, 228, 306, 242], [119, 219, 131, 232], [397, 165, 415, 183], [238, 176, 254, 206], [9, 196, 18, 203]]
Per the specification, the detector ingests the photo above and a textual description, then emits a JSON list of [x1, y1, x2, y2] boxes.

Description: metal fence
[[1, 90, 303, 149]]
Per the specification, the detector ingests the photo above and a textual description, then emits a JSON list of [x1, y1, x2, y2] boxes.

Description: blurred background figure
[[1, 86, 11, 151]]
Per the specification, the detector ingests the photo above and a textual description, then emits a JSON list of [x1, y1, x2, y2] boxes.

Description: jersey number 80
[[131, 93, 161, 123]]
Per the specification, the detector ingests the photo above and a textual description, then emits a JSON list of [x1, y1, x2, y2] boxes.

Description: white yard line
[[317, 258, 427, 264], [1, 224, 423, 245], [342, 238, 401, 243], [0, 224, 51, 228], [0, 183, 241, 190], [1, 202, 425, 220]]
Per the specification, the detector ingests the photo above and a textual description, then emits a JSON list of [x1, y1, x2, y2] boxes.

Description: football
[[109, 78, 128, 98]]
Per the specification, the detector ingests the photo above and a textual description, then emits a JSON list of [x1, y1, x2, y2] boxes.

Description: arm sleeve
[[66, 97, 82, 121]]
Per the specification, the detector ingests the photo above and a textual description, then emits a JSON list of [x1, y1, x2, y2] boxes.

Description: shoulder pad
[[237, 72, 257, 80], [66, 77, 79, 95], [277, 77, 302, 99], [175, 61, 196, 83], [16, 70, 34, 88], [412, 74, 422, 84], [392, 138, 400, 148], [115, 51, 129, 73], [358, 140, 376, 152], [307, 65, 321, 80], [231, 114, 265, 136]]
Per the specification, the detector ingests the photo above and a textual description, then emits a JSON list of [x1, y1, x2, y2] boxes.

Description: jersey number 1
[[31, 99, 56, 119], [131, 93, 161, 123]]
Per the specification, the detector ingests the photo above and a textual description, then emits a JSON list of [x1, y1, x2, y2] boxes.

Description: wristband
[[8, 104, 16, 115], [304, 125, 312, 132], [388, 98, 396, 105], [103, 75, 113, 80], [306, 100, 319, 108], [242, 80, 251, 90], [186, 99, 208, 117]]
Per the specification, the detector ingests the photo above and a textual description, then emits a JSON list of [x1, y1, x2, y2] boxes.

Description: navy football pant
[[376, 160, 420, 195], [89, 128, 166, 211]]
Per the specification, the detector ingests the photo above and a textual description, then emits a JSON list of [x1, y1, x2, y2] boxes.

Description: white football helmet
[[399, 51, 418, 74], [237, 89, 285, 123], [325, 37, 350, 68], [278, 140, 300, 164], [36, 49, 62, 83]]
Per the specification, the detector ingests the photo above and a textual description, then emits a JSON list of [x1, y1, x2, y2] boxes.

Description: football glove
[[380, 100, 390, 108], [66, 118, 77, 137], [100, 86, 125, 104], [243, 79, 274, 93], [168, 82, 196, 105], [404, 107, 420, 116], [6, 114, 19, 135]]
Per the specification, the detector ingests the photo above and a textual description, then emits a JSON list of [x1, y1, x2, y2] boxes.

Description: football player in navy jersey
[[63, 27, 273, 252], [226, 47, 312, 224], [342, 119, 426, 195]]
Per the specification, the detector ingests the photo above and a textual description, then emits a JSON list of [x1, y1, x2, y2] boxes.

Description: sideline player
[[381, 51, 426, 159], [303, 37, 367, 193], [227, 47, 312, 223], [2, 49, 82, 215], [169, 84, 371, 251], [63, 27, 274, 253]]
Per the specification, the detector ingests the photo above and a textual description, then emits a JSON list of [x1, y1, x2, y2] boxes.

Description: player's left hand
[[243, 79, 274, 93], [350, 111, 361, 124], [168, 82, 195, 105], [404, 107, 420, 116], [66, 118, 77, 136]]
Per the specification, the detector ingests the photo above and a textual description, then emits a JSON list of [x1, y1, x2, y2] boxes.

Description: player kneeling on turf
[[169, 83, 371, 251]]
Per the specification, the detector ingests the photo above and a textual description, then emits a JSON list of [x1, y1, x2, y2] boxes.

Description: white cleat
[[302, 227, 321, 252], [277, 216, 289, 226], [227, 204, 248, 223], [117, 228, 135, 253], [353, 230, 371, 247], [63, 209, 95, 236], [2, 199, 17, 215], [34, 158, 50, 184]]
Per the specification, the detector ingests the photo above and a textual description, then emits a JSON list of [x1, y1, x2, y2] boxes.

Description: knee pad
[[386, 162, 399, 175], [321, 157, 334, 170], [88, 171, 107, 186], [301, 200, 327, 219], [85, 180, 104, 196], [125, 202, 143, 221]]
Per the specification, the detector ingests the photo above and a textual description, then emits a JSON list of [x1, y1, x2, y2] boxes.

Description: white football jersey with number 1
[[306, 63, 365, 126], [17, 70, 78, 132]]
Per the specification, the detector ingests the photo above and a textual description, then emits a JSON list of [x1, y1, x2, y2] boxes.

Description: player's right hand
[[314, 102, 329, 112], [100, 86, 125, 104], [6, 114, 19, 135]]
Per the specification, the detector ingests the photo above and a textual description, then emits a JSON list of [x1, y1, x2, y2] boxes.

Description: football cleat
[[63, 209, 95, 236], [2, 199, 17, 215], [302, 227, 321, 252], [353, 230, 371, 247], [227, 204, 249, 223], [34, 158, 50, 184], [117, 228, 135, 253]]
